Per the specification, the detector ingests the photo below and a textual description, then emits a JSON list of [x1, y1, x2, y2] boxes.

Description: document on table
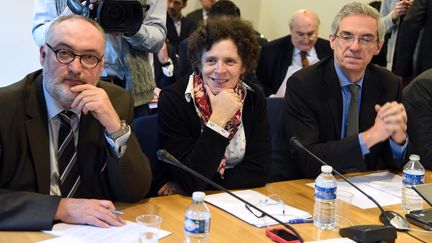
[[307, 171, 403, 209], [39, 221, 171, 243], [205, 189, 311, 227]]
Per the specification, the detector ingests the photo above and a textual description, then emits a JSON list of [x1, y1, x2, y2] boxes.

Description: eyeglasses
[[294, 32, 317, 40], [244, 194, 286, 218], [334, 34, 378, 48], [45, 43, 103, 69]]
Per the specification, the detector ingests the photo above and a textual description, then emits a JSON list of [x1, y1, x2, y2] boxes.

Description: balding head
[[289, 9, 320, 51]]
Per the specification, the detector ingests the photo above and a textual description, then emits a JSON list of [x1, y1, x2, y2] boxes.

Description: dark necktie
[[300, 51, 309, 67], [58, 111, 80, 197], [347, 84, 360, 137]]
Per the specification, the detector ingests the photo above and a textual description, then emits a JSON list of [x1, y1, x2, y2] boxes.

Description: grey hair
[[330, 2, 385, 41], [289, 9, 321, 30], [45, 15, 106, 44]]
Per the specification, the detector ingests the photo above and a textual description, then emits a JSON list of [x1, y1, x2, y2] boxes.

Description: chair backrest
[[134, 114, 159, 174], [265, 97, 284, 139]]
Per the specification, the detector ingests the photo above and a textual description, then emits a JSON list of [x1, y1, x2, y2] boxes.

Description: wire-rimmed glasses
[[333, 33, 378, 48], [45, 43, 103, 69]]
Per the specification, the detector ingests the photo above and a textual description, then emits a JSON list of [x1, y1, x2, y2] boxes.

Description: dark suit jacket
[[166, 14, 196, 53], [393, 0, 432, 77], [271, 57, 408, 181], [186, 9, 204, 27], [153, 43, 178, 89], [403, 69, 432, 169], [256, 35, 333, 97], [157, 78, 271, 194], [0, 70, 152, 230]]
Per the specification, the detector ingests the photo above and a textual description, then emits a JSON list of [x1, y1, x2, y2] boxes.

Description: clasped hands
[[363, 101, 407, 148]]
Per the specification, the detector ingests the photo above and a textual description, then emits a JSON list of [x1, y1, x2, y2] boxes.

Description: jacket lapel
[[25, 74, 51, 194], [323, 59, 343, 139]]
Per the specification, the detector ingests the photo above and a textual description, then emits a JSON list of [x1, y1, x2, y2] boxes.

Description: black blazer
[[186, 9, 204, 27], [271, 57, 409, 181], [393, 0, 432, 77], [166, 13, 196, 53], [403, 69, 432, 169], [0, 70, 152, 230], [157, 77, 271, 194], [256, 35, 333, 96]]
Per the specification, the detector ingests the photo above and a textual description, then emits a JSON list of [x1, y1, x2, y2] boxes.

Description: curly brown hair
[[188, 16, 260, 75]]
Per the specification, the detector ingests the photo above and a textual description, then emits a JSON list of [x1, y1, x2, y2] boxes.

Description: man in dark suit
[[166, 0, 196, 53], [256, 9, 333, 97], [271, 2, 409, 181], [403, 68, 432, 169], [186, 0, 216, 26], [0, 15, 152, 230], [393, 0, 432, 86]]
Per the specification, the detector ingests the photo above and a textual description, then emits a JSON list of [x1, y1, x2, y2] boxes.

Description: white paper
[[205, 189, 311, 227], [307, 172, 403, 209], [41, 221, 171, 243]]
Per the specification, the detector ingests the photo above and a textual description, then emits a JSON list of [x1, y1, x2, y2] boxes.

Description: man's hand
[[376, 102, 407, 144], [70, 84, 122, 133], [205, 85, 243, 128], [391, 0, 413, 23], [54, 198, 125, 228], [362, 102, 407, 148]]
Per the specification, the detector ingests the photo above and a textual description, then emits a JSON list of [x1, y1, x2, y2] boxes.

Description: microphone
[[290, 137, 408, 242], [156, 149, 304, 243]]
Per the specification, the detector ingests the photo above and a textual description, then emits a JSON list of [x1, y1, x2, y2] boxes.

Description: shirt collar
[[293, 47, 318, 57], [334, 59, 364, 88]]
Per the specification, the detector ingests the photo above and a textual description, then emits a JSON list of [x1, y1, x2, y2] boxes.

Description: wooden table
[[2, 172, 432, 242]]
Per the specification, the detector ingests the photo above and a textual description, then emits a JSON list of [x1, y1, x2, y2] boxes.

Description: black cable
[[406, 231, 427, 243]]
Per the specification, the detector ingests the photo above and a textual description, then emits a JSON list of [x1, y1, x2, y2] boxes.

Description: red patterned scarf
[[192, 73, 245, 176]]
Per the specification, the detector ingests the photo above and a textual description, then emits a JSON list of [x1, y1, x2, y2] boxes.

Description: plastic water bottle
[[402, 154, 425, 213], [184, 191, 211, 243], [313, 165, 337, 230]]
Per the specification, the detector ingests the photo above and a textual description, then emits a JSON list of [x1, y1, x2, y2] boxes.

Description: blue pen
[[287, 218, 313, 224], [111, 210, 124, 215]]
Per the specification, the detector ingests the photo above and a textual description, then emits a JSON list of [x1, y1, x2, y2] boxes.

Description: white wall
[[1, 0, 375, 87], [0, 2, 41, 87]]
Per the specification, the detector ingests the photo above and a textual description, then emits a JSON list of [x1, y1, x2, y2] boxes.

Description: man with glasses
[[256, 9, 332, 97], [0, 15, 152, 230], [271, 2, 409, 181]]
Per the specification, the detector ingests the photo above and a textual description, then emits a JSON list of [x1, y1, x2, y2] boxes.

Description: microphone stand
[[290, 137, 405, 242], [157, 149, 304, 243]]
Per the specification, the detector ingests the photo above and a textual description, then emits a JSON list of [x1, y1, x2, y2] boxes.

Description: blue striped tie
[[58, 111, 80, 197]]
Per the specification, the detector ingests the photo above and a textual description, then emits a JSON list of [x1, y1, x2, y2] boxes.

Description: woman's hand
[[205, 85, 243, 128]]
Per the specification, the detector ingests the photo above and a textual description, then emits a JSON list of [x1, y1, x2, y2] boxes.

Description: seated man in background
[[403, 68, 432, 169], [271, 2, 409, 181], [0, 15, 152, 230], [256, 9, 333, 97]]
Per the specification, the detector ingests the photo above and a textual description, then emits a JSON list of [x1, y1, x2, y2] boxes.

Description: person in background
[[157, 16, 271, 195], [32, 0, 166, 117], [271, 2, 409, 181], [154, 41, 178, 90], [0, 15, 151, 230], [255, 9, 332, 97], [186, 0, 216, 26], [379, 0, 413, 70], [166, 0, 196, 53], [403, 68, 432, 169], [394, 0, 431, 88]]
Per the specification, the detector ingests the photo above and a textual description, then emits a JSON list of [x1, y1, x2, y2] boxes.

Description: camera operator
[[32, 0, 167, 117]]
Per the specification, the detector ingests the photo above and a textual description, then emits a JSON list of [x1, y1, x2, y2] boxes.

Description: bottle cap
[[409, 154, 420, 161], [192, 191, 206, 202], [321, 165, 332, 173]]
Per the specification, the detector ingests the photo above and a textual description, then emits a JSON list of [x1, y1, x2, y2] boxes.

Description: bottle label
[[403, 172, 424, 186], [315, 185, 336, 200], [184, 217, 210, 234]]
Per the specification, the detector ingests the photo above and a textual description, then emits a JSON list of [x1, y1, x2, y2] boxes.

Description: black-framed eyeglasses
[[45, 43, 103, 69], [334, 34, 378, 48], [294, 31, 317, 40]]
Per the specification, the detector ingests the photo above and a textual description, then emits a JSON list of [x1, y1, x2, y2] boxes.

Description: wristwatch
[[107, 120, 130, 141]]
